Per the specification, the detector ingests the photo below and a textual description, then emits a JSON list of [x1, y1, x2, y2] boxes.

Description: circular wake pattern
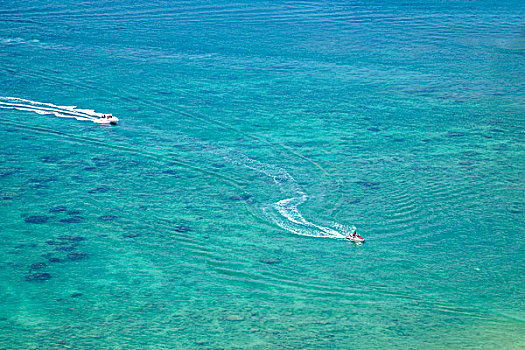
[[226, 151, 354, 239]]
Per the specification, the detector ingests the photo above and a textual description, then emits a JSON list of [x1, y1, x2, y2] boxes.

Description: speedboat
[[98, 114, 119, 125], [345, 234, 365, 243]]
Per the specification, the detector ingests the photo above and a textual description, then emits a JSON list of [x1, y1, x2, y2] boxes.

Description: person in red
[[345, 227, 357, 240]]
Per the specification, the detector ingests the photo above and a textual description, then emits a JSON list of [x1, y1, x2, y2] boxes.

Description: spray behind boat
[[0, 96, 119, 126]]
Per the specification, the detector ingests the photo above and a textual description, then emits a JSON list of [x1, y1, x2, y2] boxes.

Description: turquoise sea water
[[1, 1, 524, 348]]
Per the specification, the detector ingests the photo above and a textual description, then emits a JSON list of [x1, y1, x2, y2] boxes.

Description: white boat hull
[[345, 236, 365, 242], [96, 116, 119, 125]]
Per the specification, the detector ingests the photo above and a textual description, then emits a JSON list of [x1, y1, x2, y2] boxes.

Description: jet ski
[[344, 226, 364, 242], [345, 234, 365, 243], [98, 114, 119, 125]]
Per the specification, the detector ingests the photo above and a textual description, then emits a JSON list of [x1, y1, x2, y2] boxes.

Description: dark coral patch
[[26, 273, 51, 281], [49, 206, 67, 213], [174, 225, 191, 233], [46, 240, 72, 246], [461, 151, 479, 157], [230, 194, 252, 201], [355, 181, 381, 189], [367, 127, 380, 132], [88, 186, 110, 194], [60, 216, 85, 224], [30, 262, 47, 270], [24, 216, 49, 224], [58, 236, 85, 242], [447, 132, 465, 137], [123, 232, 140, 238], [71, 293, 83, 298], [56, 246, 75, 252], [29, 177, 56, 184], [41, 155, 60, 163], [508, 202, 523, 214], [260, 258, 282, 265], [346, 198, 362, 204], [67, 252, 87, 261], [0, 169, 16, 177]]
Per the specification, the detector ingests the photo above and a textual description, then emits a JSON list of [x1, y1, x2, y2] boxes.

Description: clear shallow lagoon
[[0, 1, 524, 348]]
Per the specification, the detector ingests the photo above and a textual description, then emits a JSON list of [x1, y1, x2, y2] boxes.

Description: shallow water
[[1, 1, 524, 349]]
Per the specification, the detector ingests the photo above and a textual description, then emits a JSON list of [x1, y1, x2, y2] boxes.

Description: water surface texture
[[1, 1, 524, 349]]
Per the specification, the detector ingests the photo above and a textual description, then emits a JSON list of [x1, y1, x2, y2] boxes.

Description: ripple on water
[[373, 180, 426, 240]]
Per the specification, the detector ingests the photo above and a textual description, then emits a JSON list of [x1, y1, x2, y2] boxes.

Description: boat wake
[[226, 152, 355, 239], [1, 96, 355, 240], [0, 97, 110, 124]]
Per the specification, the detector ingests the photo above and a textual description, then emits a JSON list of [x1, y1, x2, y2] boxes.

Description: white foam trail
[[226, 151, 354, 239], [0, 102, 97, 120], [1, 96, 352, 239], [274, 197, 349, 239], [0, 105, 94, 121], [0, 97, 106, 123]]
